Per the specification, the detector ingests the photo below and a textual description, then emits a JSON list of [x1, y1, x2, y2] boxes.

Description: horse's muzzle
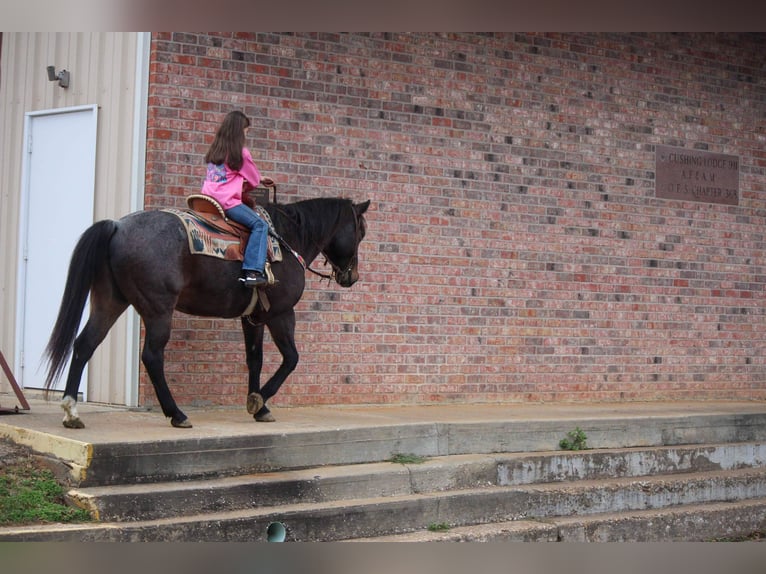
[[336, 268, 359, 288]]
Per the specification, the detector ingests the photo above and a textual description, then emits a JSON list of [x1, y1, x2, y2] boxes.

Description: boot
[[240, 269, 268, 288]]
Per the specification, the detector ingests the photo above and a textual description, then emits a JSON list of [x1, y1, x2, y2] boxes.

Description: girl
[[201, 110, 272, 288]]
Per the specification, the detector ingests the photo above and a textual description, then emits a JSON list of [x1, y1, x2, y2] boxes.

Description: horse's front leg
[[253, 310, 299, 423], [241, 318, 266, 416]]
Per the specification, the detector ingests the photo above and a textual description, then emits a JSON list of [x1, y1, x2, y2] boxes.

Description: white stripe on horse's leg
[[61, 395, 85, 429]]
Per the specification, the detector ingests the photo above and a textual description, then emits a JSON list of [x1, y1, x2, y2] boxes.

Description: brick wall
[[143, 32, 766, 408]]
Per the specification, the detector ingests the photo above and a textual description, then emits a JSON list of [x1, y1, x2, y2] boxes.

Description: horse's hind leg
[[142, 314, 190, 428], [61, 298, 129, 428]]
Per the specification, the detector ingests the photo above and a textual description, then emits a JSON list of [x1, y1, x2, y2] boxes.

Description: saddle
[[162, 188, 285, 314], [162, 188, 282, 277]]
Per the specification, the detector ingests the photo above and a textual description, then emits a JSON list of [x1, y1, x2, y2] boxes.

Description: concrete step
[[4, 401, 766, 541], [67, 443, 766, 522], [353, 499, 766, 542], [3, 465, 766, 541]]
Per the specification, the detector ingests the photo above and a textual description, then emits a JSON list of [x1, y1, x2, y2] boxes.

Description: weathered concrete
[[66, 444, 766, 522], [2, 463, 766, 541], [2, 398, 766, 486], [2, 397, 766, 542], [497, 443, 766, 485], [360, 500, 766, 542]]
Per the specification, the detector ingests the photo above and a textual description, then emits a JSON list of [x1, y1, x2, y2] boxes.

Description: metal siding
[[0, 33, 146, 405], [0, 34, 31, 400]]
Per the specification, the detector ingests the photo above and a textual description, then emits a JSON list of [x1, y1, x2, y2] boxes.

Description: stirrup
[[240, 270, 268, 288]]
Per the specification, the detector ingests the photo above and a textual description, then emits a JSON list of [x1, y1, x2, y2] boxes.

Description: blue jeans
[[225, 203, 269, 272]]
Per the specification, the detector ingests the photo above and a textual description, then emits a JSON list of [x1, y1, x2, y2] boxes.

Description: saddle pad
[[162, 208, 282, 263]]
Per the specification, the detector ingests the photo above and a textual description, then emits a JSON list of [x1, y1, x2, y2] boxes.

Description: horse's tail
[[44, 219, 118, 391]]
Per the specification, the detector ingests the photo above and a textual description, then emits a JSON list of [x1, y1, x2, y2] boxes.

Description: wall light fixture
[[46, 65, 70, 88]]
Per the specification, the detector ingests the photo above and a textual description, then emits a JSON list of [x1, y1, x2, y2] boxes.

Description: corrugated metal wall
[[0, 32, 148, 405]]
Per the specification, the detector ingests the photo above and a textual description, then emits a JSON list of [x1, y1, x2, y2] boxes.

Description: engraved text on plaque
[[655, 145, 739, 206]]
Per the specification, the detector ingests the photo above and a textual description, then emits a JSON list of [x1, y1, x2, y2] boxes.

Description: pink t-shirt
[[201, 147, 261, 210]]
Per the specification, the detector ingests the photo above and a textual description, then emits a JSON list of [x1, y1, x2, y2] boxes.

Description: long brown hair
[[204, 110, 250, 170]]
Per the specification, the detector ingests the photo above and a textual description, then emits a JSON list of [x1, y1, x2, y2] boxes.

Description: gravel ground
[[0, 436, 32, 467]]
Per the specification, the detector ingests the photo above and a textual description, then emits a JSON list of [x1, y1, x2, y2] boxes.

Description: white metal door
[[16, 105, 97, 396]]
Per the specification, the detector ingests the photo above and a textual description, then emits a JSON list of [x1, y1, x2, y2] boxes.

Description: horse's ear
[[355, 200, 370, 215]]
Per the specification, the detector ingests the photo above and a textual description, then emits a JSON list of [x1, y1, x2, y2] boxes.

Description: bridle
[[311, 253, 358, 283]]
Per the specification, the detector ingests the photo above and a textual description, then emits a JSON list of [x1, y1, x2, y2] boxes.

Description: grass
[[427, 522, 451, 532], [0, 446, 92, 526], [389, 453, 428, 465], [559, 427, 588, 451]]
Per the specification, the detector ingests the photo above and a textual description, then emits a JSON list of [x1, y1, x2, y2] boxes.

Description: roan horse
[[43, 194, 370, 429]]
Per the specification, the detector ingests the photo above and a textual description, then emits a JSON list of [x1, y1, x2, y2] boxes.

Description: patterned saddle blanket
[[162, 195, 282, 263]]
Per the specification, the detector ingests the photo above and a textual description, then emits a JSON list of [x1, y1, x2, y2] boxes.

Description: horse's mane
[[269, 197, 353, 245]]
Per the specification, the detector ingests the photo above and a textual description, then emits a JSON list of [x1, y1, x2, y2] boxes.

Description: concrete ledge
[[0, 424, 93, 484]]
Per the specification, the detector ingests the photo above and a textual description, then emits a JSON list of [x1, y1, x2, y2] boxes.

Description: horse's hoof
[[63, 418, 85, 429], [171, 417, 193, 428], [246, 392, 264, 415], [61, 396, 83, 428], [255, 412, 276, 423]]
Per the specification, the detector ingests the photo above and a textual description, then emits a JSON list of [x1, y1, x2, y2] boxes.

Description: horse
[[43, 195, 370, 429]]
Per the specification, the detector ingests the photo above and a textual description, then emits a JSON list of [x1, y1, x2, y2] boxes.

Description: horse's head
[[323, 200, 370, 287]]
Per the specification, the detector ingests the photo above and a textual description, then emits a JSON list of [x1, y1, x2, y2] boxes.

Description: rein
[[269, 227, 330, 278], [307, 263, 336, 281]]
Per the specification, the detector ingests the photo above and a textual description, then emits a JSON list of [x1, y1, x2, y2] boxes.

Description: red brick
[[143, 32, 766, 408]]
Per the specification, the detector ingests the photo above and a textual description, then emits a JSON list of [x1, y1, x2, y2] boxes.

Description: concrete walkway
[[3, 395, 766, 445], [2, 395, 766, 467]]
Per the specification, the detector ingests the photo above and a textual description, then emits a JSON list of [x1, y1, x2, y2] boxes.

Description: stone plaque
[[655, 145, 739, 206]]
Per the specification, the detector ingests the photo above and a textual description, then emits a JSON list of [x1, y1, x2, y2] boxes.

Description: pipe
[[266, 521, 287, 542]]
